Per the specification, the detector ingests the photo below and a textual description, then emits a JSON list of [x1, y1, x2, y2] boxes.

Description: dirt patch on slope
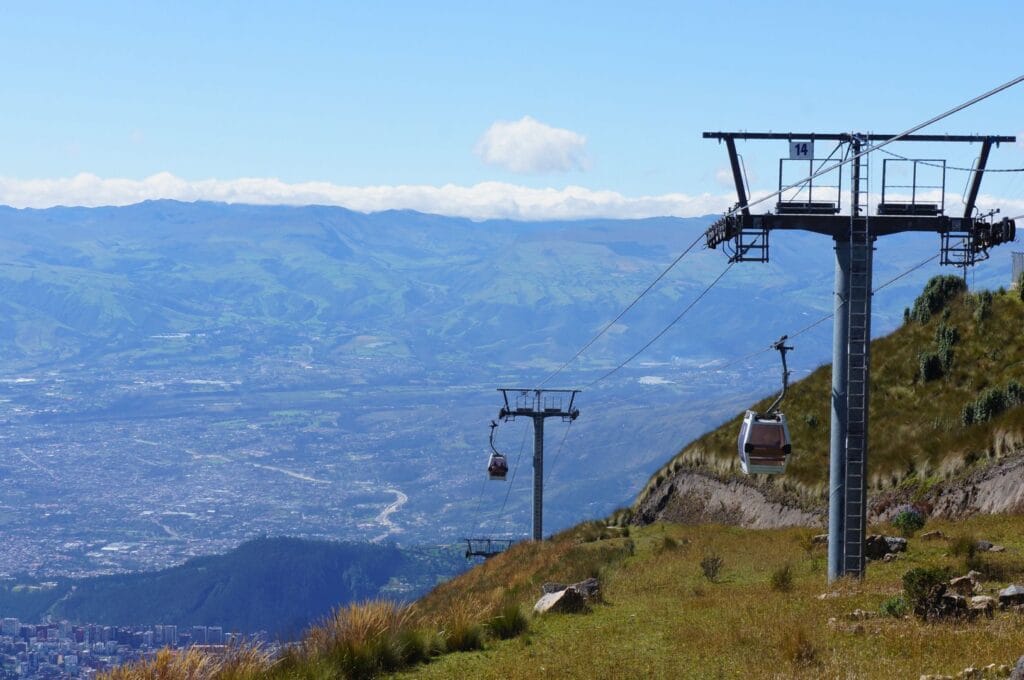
[[634, 471, 824, 529], [925, 454, 1024, 518]]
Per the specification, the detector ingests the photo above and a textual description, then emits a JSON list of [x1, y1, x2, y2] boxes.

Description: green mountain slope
[[632, 279, 1024, 518], [0, 537, 461, 637]]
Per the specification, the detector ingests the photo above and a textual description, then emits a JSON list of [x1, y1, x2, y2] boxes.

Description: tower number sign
[[789, 140, 814, 159]]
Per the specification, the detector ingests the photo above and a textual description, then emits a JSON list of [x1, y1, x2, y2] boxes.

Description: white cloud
[[638, 376, 673, 385], [0, 172, 737, 220], [474, 116, 588, 174]]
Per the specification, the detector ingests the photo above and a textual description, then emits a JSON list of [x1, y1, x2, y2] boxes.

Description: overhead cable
[[536, 231, 706, 388], [585, 262, 735, 388], [715, 253, 940, 372]]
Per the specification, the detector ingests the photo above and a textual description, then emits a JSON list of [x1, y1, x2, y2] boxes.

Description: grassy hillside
[[405, 517, 1024, 679], [633, 279, 1024, 515], [108, 516, 1024, 679]]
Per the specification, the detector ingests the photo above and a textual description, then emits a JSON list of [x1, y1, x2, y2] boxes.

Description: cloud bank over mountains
[[0, 172, 736, 220], [0, 172, 1020, 222]]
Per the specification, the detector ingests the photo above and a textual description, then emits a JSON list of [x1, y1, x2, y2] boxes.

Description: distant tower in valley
[[1013, 251, 1023, 288]]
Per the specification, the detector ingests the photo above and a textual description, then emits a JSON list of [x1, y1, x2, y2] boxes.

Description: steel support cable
[[715, 253, 940, 372], [463, 473, 489, 539], [544, 418, 575, 485], [585, 261, 736, 388], [494, 422, 531, 526], [536, 230, 706, 389], [718, 74, 1024, 220]]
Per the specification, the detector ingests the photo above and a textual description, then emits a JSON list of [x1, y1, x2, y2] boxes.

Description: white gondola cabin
[[487, 452, 508, 480], [737, 410, 792, 475]]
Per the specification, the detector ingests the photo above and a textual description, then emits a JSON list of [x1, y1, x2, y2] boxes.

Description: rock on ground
[[865, 534, 908, 560], [999, 585, 1024, 608], [534, 578, 601, 615], [534, 587, 587, 615]]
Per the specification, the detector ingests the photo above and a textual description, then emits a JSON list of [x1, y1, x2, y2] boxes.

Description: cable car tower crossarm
[[704, 130, 1017, 583]]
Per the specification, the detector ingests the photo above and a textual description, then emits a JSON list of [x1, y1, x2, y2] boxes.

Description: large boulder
[[865, 535, 890, 560], [999, 585, 1024, 608], [949, 574, 982, 597], [866, 535, 907, 560], [885, 536, 908, 553], [534, 577, 601, 615], [534, 587, 587, 614], [572, 577, 601, 600], [968, 596, 996, 619], [939, 592, 966, 612]]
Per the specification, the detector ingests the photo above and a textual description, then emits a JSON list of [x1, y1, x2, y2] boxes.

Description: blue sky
[[1, 1, 1022, 218]]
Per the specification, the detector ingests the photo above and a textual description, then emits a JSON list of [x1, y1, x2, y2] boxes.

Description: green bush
[[487, 601, 528, 640], [974, 387, 1008, 423], [700, 553, 724, 582], [961, 383, 1020, 426], [1019, 273, 1024, 301], [879, 595, 908, 618], [934, 322, 960, 349], [658, 535, 680, 553], [902, 566, 951, 620], [949, 534, 978, 560], [780, 626, 818, 667], [918, 352, 943, 382], [972, 290, 994, 324], [910, 275, 967, 323], [444, 618, 485, 653], [395, 628, 443, 665], [934, 322, 959, 370], [1007, 380, 1024, 407], [770, 563, 794, 592], [961, 403, 976, 426], [892, 507, 926, 537]]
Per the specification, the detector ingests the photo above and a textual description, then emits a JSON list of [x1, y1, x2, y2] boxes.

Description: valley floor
[[398, 516, 1024, 679]]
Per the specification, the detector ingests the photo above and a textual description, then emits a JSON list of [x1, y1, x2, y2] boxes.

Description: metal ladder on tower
[[843, 134, 873, 576]]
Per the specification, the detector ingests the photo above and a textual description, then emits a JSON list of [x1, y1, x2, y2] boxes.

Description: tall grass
[[105, 646, 271, 680]]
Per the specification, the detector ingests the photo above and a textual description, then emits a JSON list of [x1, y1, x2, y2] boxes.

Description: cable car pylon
[[497, 388, 579, 541], [703, 129, 1017, 582]]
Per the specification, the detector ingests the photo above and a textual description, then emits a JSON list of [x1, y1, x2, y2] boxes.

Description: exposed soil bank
[[636, 441, 1024, 530], [634, 470, 823, 529]]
